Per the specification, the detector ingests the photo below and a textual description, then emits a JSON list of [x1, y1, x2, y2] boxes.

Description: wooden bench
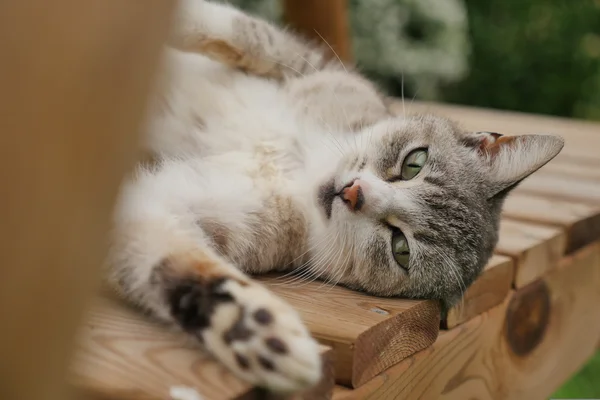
[[4, 0, 598, 398], [71, 103, 600, 399]]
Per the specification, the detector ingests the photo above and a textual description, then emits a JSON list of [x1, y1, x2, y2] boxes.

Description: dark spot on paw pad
[[253, 308, 273, 325], [223, 309, 253, 344], [258, 355, 275, 371], [265, 337, 288, 354], [235, 353, 250, 370], [166, 276, 234, 331]]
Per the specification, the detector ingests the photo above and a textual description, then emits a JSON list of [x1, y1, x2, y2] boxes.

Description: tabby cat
[[107, 0, 564, 393]]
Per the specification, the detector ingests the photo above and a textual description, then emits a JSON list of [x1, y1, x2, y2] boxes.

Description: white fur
[[108, 0, 564, 394]]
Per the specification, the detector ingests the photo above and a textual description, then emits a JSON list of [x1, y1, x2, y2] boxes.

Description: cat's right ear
[[468, 131, 564, 199]]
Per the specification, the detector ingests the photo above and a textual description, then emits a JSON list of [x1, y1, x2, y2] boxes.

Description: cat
[[106, 0, 565, 394]]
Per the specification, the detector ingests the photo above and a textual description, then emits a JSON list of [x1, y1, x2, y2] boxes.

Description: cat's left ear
[[470, 131, 564, 198]]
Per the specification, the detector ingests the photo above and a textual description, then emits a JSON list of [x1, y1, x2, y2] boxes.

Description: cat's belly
[[194, 148, 310, 274]]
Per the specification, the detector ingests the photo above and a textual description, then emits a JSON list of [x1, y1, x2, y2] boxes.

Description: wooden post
[[0, 0, 175, 399], [283, 0, 352, 62]]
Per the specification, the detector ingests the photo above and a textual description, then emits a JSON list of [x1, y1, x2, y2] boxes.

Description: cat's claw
[[168, 276, 322, 393]]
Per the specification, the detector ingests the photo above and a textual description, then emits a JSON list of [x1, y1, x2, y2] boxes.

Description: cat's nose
[[341, 181, 364, 211]]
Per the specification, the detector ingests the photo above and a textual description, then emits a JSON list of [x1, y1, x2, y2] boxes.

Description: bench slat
[[502, 193, 600, 253], [72, 294, 334, 400], [399, 101, 600, 160], [333, 242, 600, 400], [260, 277, 440, 387], [445, 255, 514, 329], [516, 173, 600, 205], [497, 220, 566, 287]]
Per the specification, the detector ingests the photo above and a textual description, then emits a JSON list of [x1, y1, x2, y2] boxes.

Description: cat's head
[[314, 114, 564, 307]]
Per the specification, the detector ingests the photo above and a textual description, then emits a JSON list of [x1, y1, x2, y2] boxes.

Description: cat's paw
[[167, 276, 322, 393]]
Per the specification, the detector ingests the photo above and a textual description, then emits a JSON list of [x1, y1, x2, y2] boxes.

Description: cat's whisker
[[316, 229, 347, 290], [313, 29, 348, 74], [271, 231, 339, 287], [428, 246, 467, 316], [301, 231, 342, 285], [321, 133, 345, 156], [323, 229, 352, 292], [294, 52, 354, 150], [270, 233, 333, 281], [319, 137, 343, 156], [408, 87, 420, 115], [313, 114, 346, 155], [268, 263, 318, 287], [401, 72, 406, 119], [258, 54, 307, 78], [274, 238, 336, 285], [292, 52, 355, 147], [319, 221, 353, 291], [295, 230, 343, 287], [294, 52, 319, 73]]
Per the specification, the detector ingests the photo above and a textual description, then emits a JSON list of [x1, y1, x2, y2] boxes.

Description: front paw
[[167, 276, 322, 393]]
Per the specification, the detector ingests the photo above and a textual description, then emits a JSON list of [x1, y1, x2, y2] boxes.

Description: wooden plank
[[399, 101, 600, 162], [283, 0, 352, 62], [0, 0, 174, 399], [332, 385, 352, 398], [72, 294, 335, 400], [444, 255, 514, 329], [516, 172, 600, 205], [260, 278, 440, 387], [496, 220, 566, 288], [334, 242, 600, 400], [539, 158, 600, 181], [502, 193, 600, 253]]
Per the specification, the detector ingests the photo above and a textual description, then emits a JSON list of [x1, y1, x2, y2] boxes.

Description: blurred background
[[230, 0, 600, 398], [231, 0, 600, 122]]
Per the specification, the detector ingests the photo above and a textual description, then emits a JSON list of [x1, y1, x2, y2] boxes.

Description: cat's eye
[[391, 230, 410, 269], [401, 148, 428, 180]]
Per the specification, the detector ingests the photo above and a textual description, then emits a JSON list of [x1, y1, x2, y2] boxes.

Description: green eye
[[401, 148, 428, 180], [392, 231, 410, 269]]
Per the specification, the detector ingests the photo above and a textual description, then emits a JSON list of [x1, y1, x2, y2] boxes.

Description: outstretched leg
[[107, 171, 321, 392], [167, 0, 347, 80]]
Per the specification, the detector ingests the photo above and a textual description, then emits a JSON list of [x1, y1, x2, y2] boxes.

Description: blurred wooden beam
[[283, 0, 352, 62], [0, 0, 175, 399]]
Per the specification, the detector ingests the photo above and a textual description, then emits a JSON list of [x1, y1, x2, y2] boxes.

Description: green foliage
[[442, 0, 600, 121], [552, 351, 600, 399]]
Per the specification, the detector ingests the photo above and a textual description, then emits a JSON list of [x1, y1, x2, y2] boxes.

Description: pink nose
[[341, 181, 364, 211]]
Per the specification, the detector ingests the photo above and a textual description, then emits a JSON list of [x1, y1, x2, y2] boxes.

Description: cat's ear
[[469, 132, 564, 198]]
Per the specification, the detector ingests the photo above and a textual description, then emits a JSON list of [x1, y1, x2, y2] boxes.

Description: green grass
[[551, 350, 600, 399]]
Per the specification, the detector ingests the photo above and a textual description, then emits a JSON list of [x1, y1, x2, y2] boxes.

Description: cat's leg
[[167, 0, 346, 80], [108, 185, 321, 392]]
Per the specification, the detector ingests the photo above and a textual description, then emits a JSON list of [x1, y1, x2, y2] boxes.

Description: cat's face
[[315, 114, 563, 307]]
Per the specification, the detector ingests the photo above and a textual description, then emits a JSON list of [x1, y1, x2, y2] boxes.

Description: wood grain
[[71, 293, 335, 400], [333, 242, 600, 400], [0, 0, 174, 399], [502, 193, 600, 253], [260, 278, 441, 387], [538, 158, 600, 181], [496, 220, 566, 287], [396, 101, 600, 162], [516, 172, 600, 205], [445, 255, 514, 329], [283, 0, 352, 62]]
